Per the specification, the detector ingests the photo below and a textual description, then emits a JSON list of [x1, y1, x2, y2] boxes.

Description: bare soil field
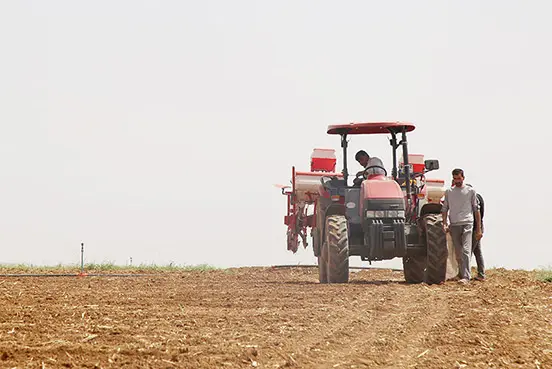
[[0, 266, 551, 369]]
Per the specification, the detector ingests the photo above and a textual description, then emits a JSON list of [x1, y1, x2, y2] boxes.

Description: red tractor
[[278, 122, 448, 284]]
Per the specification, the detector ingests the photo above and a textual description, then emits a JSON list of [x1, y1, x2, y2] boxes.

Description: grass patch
[[0, 263, 73, 273], [126, 262, 219, 272], [0, 262, 221, 273], [536, 268, 552, 282]]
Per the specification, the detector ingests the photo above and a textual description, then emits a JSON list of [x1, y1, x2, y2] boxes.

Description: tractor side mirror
[[424, 159, 439, 172]]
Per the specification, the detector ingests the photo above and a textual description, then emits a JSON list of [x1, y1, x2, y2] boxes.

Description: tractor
[[278, 122, 448, 284]]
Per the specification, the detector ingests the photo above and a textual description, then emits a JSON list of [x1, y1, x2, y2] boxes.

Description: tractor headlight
[[365, 210, 386, 218], [387, 210, 398, 218], [365, 210, 406, 219]]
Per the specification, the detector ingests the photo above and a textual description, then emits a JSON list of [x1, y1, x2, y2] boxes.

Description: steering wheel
[[353, 171, 364, 186], [353, 166, 388, 186], [364, 165, 388, 177]]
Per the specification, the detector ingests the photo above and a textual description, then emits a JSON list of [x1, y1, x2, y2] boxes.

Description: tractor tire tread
[[318, 242, 328, 284], [424, 213, 448, 285], [403, 255, 426, 284], [326, 215, 349, 283]]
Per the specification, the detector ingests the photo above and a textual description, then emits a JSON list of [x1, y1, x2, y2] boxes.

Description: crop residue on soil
[[0, 267, 551, 368]]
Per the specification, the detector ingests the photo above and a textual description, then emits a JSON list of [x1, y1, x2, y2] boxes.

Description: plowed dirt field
[[0, 267, 551, 368]]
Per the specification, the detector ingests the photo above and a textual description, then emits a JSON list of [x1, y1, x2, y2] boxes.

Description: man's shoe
[[458, 278, 469, 285], [474, 275, 486, 281]]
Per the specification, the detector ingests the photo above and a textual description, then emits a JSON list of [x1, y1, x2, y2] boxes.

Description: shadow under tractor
[[277, 122, 449, 284]]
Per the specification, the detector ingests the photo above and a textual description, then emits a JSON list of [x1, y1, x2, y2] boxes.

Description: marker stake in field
[[78, 242, 88, 277]]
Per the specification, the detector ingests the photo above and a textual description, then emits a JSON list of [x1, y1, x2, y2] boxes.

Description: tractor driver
[[353, 150, 386, 186]]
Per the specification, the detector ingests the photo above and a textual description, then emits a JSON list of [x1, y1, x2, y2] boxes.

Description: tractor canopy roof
[[327, 122, 415, 135]]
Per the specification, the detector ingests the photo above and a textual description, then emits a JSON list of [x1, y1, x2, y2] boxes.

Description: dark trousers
[[471, 229, 485, 277]]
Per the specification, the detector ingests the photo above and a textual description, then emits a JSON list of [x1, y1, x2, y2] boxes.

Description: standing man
[[466, 183, 486, 281], [441, 168, 482, 284]]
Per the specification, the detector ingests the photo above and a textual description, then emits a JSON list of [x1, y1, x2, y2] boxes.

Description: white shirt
[[365, 156, 386, 176]]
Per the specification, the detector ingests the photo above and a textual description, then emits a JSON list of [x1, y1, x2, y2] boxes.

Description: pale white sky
[[0, 1, 550, 270]]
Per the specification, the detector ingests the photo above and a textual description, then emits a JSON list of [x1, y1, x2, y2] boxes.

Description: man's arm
[[475, 210, 482, 233], [478, 194, 485, 232], [471, 189, 483, 238]]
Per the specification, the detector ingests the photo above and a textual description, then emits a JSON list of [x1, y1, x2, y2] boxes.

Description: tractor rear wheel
[[424, 213, 448, 284], [402, 255, 425, 284], [324, 215, 349, 283]]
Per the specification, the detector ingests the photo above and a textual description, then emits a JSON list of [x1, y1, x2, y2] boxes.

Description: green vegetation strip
[[536, 268, 552, 282], [0, 262, 220, 275]]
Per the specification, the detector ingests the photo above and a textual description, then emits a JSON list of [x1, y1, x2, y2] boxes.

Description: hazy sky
[[1, 1, 550, 271]]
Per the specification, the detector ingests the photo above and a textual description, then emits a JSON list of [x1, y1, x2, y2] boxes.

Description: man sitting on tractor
[[353, 150, 386, 186]]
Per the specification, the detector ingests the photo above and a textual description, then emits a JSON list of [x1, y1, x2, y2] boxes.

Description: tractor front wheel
[[324, 215, 349, 283], [424, 213, 448, 284]]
